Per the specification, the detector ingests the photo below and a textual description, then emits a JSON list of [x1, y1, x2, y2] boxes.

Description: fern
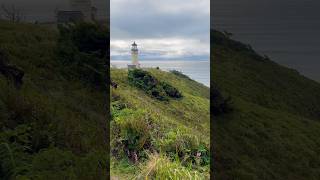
[[0, 143, 16, 179]]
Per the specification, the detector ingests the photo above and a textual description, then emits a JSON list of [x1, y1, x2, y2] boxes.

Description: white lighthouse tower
[[128, 41, 140, 69]]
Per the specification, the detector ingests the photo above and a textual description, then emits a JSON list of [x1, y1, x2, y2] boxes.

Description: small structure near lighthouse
[[128, 41, 140, 69]]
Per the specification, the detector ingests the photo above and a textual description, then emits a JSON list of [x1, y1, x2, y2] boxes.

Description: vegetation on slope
[[111, 68, 210, 179], [212, 30, 320, 179], [128, 69, 182, 101], [0, 21, 108, 179]]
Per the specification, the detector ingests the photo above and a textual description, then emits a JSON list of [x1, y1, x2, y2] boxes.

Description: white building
[[128, 42, 140, 69]]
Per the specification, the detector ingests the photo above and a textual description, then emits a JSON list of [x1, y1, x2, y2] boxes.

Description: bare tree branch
[[1, 4, 24, 23]]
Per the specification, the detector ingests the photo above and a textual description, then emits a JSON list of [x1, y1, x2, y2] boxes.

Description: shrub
[[1, 89, 34, 129], [114, 109, 153, 155], [147, 86, 168, 101], [212, 83, 233, 116], [160, 82, 182, 98], [29, 148, 76, 179], [111, 100, 127, 111], [128, 69, 157, 90], [58, 22, 108, 58], [0, 143, 16, 179], [128, 69, 182, 101], [56, 22, 108, 89], [157, 129, 209, 166]]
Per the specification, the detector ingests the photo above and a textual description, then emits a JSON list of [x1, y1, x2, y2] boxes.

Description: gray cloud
[[0, 0, 108, 22], [111, 0, 210, 60]]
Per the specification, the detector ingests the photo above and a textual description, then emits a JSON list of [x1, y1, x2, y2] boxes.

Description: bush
[[212, 83, 233, 116], [0, 143, 16, 179], [1, 89, 34, 129], [128, 69, 157, 90], [157, 129, 209, 166], [30, 148, 76, 179], [160, 82, 182, 98], [128, 69, 182, 101], [58, 22, 108, 58], [111, 100, 127, 111], [57, 22, 108, 89], [113, 109, 153, 160], [116, 110, 151, 150]]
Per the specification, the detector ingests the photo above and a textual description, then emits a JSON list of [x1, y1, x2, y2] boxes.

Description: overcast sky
[[110, 0, 210, 60], [0, 0, 108, 22]]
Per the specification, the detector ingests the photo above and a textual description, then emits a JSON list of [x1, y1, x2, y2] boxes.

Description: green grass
[[0, 21, 108, 179], [212, 30, 320, 179], [110, 68, 210, 179]]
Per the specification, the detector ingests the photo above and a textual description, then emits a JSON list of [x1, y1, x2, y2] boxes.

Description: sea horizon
[[111, 59, 210, 87]]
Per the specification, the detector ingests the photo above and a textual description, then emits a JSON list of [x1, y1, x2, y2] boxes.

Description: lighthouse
[[128, 41, 140, 69]]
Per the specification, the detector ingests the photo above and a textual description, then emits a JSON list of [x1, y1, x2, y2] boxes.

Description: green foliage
[[170, 70, 191, 80], [0, 143, 16, 179], [0, 21, 108, 179], [157, 129, 209, 166], [22, 148, 107, 180], [114, 109, 152, 151], [212, 29, 320, 179], [212, 83, 233, 116], [57, 22, 108, 89], [160, 82, 182, 98], [111, 68, 209, 178], [0, 88, 34, 129], [128, 69, 182, 101], [137, 154, 208, 179], [30, 148, 76, 179], [111, 100, 127, 112], [58, 22, 108, 57]]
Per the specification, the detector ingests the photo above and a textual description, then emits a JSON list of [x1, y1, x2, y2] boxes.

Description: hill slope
[[212, 30, 320, 179], [110, 68, 210, 179], [0, 21, 108, 179]]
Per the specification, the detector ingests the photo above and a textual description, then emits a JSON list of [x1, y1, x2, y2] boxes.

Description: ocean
[[111, 60, 210, 87], [212, 0, 320, 82]]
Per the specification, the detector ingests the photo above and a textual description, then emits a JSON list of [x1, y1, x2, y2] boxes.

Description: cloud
[[0, 0, 108, 22], [111, 0, 210, 60], [111, 38, 209, 59]]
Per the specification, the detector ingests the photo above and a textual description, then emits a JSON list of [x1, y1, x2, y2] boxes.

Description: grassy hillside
[[0, 21, 108, 179], [212, 30, 320, 179], [110, 68, 210, 179]]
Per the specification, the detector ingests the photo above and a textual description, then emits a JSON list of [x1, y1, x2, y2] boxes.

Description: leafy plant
[[57, 22, 108, 89], [212, 83, 233, 116], [157, 129, 209, 166], [0, 143, 16, 179], [128, 69, 182, 101], [114, 109, 153, 152], [160, 82, 182, 98], [137, 153, 208, 179]]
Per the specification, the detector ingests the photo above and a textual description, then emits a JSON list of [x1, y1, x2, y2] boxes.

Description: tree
[[1, 4, 24, 23]]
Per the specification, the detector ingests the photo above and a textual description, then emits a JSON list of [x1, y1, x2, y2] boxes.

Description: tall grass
[[136, 153, 208, 180], [111, 68, 210, 178]]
